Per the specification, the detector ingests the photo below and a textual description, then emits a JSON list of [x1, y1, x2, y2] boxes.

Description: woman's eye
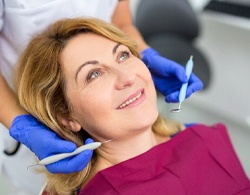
[[87, 69, 101, 81], [119, 51, 130, 62]]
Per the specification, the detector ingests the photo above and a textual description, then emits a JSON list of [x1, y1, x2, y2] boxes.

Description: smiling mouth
[[117, 91, 143, 109]]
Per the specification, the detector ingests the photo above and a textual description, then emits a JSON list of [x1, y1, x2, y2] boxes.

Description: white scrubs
[[0, 0, 118, 194]]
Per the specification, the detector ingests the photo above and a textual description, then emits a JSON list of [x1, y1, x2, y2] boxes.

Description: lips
[[117, 89, 144, 109]]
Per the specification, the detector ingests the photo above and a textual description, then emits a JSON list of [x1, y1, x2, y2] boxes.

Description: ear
[[60, 117, 82, 132]]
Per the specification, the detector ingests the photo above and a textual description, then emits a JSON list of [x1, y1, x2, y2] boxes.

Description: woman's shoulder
[[187, 123, 250, 183], [186, 123, 229, 141], [171, 123, 227, 138], [171, 123, 236, 163], [179, 123, 233, 148]]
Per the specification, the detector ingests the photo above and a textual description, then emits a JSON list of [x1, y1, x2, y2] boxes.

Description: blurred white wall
[[187, 0, 210, 12]]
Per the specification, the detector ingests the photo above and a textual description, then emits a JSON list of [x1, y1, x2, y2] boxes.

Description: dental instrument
[[28, 140, 111, 169], [171, 55, 194, 113], [39, 142, 101, 165]]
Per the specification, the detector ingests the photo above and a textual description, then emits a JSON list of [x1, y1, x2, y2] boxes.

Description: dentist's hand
[[141, 47, 203, 103], [9, 114, 93, 173]]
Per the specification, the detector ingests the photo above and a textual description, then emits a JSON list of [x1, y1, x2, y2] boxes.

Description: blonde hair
[[15, 17, 183, 194]]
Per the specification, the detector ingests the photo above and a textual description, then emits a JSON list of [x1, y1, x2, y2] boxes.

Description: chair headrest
[[135, 0, 200, 40]]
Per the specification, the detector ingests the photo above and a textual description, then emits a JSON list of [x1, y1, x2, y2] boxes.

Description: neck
[[93, 127, 168, 172], [81, 127, 170, 189]]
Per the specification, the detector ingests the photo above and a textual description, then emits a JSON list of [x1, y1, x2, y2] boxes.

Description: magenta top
[[79, 123, 250, 195]]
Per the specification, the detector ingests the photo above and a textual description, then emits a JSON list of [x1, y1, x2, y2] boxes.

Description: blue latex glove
[[9, 114, 93, 173], [141, 48, 203, 103]]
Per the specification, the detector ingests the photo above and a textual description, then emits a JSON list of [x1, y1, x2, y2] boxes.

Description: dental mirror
[[170, 102, 183, 113], [170, 55, 193, 113]]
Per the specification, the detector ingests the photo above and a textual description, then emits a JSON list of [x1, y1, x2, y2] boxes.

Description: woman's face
[[60, 33, 158, 140]]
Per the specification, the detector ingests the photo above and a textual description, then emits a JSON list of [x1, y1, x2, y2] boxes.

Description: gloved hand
[[9, 114, 93, 173], [141, 48, 203, 103]]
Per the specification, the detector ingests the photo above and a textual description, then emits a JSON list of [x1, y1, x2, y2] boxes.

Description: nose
[[114, 67, 136, 90]]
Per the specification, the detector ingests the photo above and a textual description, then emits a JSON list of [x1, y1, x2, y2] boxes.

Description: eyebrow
[[75, 43, 121, 82], [113, 43, 121, 55]]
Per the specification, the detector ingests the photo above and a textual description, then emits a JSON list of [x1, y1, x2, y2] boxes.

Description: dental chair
[[135, 0, 211, 90]]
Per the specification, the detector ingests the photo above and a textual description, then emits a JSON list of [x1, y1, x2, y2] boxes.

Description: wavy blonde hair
[[15, 17, 183, 194]]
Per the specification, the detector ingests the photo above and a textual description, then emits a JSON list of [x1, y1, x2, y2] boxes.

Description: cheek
[[68, 87, 113, 128], [137, 59, 151, 75], [72, 101, 115, 140], [138, 62, 155, 85], [141, 65, 158, 103]]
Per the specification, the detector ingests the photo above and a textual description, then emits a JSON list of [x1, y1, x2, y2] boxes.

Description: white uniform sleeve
[[0, 0, 3, 31]]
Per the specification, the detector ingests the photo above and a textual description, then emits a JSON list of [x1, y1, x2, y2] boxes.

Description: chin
[[139, 109, 159, 128]]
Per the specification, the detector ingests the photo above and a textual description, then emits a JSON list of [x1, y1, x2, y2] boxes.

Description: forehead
[[60, 33, 117, 76], [66, 33, 114, 50], [61, 33, 118, 60]]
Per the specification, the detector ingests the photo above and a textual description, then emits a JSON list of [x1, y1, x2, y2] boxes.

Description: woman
[[1, 1, 202, 193], [16, 18, 249, 195]]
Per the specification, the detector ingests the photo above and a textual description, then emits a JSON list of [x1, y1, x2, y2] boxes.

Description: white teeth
[[119, 92, 142, 109]]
